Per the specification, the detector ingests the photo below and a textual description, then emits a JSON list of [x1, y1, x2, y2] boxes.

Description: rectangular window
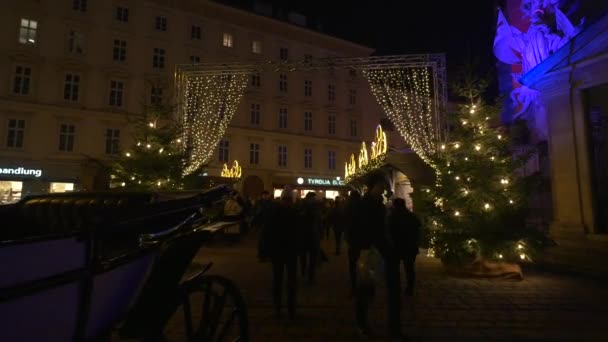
[[304, 54, 313, 64], [50, 182, 75, 193], [252, 40, 262, 54], [109, 80, 124, 107], [304, 111, 313, 132], [304, 80, 312, 97], [6, 119, 25, 148], [250, 104, 260, 126], [112, 39, 127, 61], [190, 55, 200, 64], [249, 143, 260, 165], [155, 16, 167, 31], [350, 118, 358, 137], [68, 30, 85, 54], [59, 124, 75, 152], [278, 108, 288, 129], [153, 48, 165, 68], [349, 89, 357, 105], [223, 33, 233, 47], [191, 25, 201, 40], [279, 47, 288, 60], [328, 114, 336, 135], [63, 73, 80, 102], [278, 145, 287, 167], [13, 66, 31, 95], [218, 140, 229, 162], [328, 151, 336, 170], [328, 84, 335, 102], [73, 0, 87, 12], [349, 69, 357, 78], [116, 7, 129, 22], [150, 86, 163, 105], [19, 18, 37, 45], [105, 128, 120, 155], [279, 74, 287, 93], [251, 73, 260, 87], [304, 148, 312, 169]]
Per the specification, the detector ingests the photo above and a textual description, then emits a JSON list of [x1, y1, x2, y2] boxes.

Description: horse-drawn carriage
[[0, 185, 248, 341]]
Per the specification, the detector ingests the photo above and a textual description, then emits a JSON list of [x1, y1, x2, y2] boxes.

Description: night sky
[[221, 0, 501, 96]]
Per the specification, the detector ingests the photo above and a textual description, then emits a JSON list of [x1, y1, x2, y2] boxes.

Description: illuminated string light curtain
[[180, 74, 247, 175], [365, 68, 437, 166]]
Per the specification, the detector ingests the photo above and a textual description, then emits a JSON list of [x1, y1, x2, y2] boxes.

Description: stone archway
[[242, 175, 264, 199]]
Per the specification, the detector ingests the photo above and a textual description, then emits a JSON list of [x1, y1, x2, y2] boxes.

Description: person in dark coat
[[298, 191, 322, 284], [345, 190, 362, 293], [258, 189, 300, 319], [354, 174, 404, 340], [332, 196, 347, 255], [388, 198, 421, 296]]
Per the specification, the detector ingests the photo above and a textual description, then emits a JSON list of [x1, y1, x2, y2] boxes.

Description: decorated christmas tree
[[414, 78, 551, 268], [111, 103, 188, 191]]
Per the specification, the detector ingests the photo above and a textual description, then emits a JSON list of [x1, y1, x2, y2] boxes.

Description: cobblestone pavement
[[164, 234, 608, 342]]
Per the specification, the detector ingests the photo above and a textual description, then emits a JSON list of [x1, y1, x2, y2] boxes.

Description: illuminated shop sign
[[0, 167, 42, 178], [296, 177, 344, 186]]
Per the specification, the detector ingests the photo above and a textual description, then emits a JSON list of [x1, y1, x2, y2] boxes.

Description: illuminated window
[[19, 18, 38, 45], [50, 182, 74, 193], [223, 33, 233, 47], [325, 190, 339, 200], [252, 40, 262, 54], [0, 181, 23, 204]]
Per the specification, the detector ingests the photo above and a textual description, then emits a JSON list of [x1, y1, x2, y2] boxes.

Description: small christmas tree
[[111, 103, 188, 191], [415, 80, 551, 267]]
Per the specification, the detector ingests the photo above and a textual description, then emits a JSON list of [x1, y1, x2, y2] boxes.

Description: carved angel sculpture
[[494, 0, 583, 139]]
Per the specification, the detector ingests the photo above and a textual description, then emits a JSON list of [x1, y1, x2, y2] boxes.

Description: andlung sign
[[0, 167, 42, 178], [300, 178, 345, 186]]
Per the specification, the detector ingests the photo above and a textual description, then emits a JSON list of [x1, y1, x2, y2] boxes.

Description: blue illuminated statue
[[494, 0, 583, 140]]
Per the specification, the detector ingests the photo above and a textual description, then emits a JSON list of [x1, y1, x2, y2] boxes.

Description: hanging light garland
[[179, 73, 247, 175], [364, 67, 437, 168]]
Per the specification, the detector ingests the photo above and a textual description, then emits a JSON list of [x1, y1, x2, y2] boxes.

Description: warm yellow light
[[221, 160, 242, 178], [520, 254, 526, 260], [441, 144, 446, 150], [475, 145, 481, 151], [498, 254, 503, 259], [425, 189, 430, 193], [157, 181, 162, 186], [517, 244, 523, 250], [454, 143, 460, 149], [370, 125, 388, 159], [146, 144, 151, 149], [121, 182, 126, 187], [137, 142, 141, 146], [464, 157, 468, 161], [463, 189, 469, 195], [148, 122, 155, 128], [497, 135, 502, 140], [462, 120, 468, 125], [469, 109, 475, 114], [177, 139, 182, 143], [484, 203, 491, 210], [455, 176, 460, 180], [158, 148, 164, 154], [454, 211, 460, 217], [130, 176, 135, 180], [509, 200, 514, 204], [358, 142, 369, 168], [125, 152, 131, 157], [491, 156, 496, 161]]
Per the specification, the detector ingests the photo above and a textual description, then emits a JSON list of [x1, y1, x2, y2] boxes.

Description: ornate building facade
[[0, 0, 382, 203]]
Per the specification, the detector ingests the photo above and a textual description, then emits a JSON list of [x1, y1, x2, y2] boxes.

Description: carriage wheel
[[179, 275, 249, 342]]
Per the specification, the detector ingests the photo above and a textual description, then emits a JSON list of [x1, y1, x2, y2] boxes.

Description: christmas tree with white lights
[[415, 78, 551, 267], [111, 103, 188, 190]]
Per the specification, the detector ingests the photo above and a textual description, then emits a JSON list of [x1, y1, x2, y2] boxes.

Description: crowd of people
[[223, 175, 421, 341]]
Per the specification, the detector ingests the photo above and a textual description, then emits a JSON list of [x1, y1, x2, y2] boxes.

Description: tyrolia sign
[[0, 167, 42, 178], [296, 177, 344, 186]]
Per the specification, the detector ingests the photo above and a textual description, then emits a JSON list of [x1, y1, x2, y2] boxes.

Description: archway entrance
[[242, 175, 264, 199]]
